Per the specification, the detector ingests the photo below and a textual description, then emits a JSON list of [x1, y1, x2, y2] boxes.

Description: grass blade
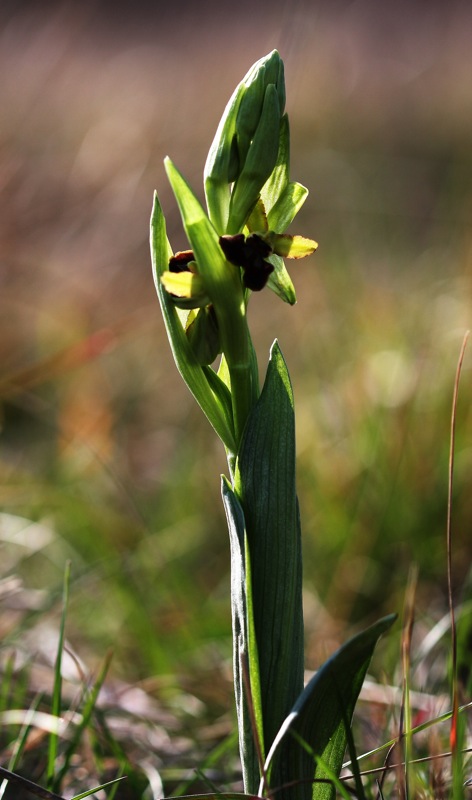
[[0, 651, 16, 716], [70, 776, 127, 800], [53, 649, 114, 790], [340, 690, 367, 800], [399, 568, 418, 799], [447, 331, 469, 798], [172, 729, 239, 797], [47, 560, 71, 789]]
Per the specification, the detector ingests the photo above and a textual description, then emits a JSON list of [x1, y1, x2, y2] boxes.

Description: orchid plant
[[150, 51, 395, 800]]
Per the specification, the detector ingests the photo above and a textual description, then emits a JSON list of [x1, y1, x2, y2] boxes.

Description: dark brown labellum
[[219, 233, 274, 291], [242, 260, 274, 291], [169, 250, 195, 273]]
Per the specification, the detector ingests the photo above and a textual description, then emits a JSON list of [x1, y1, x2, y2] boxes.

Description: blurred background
[[1, 0, 471, 705]]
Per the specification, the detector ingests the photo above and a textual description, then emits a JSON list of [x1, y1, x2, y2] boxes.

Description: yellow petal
[[161, 270, 205, 298], [271, 233, 318, 259]]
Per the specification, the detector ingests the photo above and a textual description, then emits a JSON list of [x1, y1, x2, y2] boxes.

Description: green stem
[[210, 270, 258, 450], [228, 360, 256, 448], [223, 327, 258, 449]]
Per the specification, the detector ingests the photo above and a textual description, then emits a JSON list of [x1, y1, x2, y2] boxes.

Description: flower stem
[[215, 290, 258, 451]]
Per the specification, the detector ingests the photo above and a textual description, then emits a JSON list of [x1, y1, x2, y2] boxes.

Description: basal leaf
[[263, 614, 397, 800], [222, 478, 264, 794], [234, 342, 305, 785]]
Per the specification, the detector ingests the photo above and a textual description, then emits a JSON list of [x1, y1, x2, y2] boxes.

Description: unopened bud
[[204, 50, 285, 234], [185, 305, 221, 365], [234, 50, 285, 173], [227, 83, 282, 234]]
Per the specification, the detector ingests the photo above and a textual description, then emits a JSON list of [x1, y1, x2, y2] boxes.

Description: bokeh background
[[1, 0, 472, 703]]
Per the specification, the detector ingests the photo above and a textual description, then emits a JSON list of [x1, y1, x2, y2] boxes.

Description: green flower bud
[[204, 50, 285, 234], [227, 83, 282, 234], [185, 305, 221, 366], [234, 50, 285, 173]]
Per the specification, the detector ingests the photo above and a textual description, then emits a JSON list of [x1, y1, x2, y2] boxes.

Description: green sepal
[[262, 614, 397, 800], [234, 341, 304, 763], [267, 181, 309, 232], [259, 114, 309, 231], [150, 191, 236, 453], [266, 254, 297, 305], [260, 113, 290, 215]]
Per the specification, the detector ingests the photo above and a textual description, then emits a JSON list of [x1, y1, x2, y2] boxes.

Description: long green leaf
[[150, 191, 236, 453], [222, 478, 263, 793], [162, 163, 257, 443], [263, 614, 397, 800], [234, 341, 305, 786], [164, 158, 245, 317]]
